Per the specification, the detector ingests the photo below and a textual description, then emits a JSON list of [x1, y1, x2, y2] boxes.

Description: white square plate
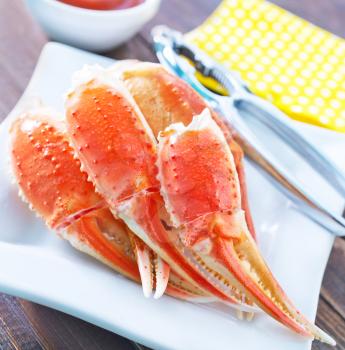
[[0, 43, 344, 350]]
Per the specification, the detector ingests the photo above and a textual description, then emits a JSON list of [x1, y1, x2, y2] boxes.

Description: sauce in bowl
[[58, 0, 145, 10]]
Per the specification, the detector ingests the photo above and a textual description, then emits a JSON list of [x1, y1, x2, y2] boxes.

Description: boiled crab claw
[[157, 109, 335, 344], [10, 107, 205, 301], [10, 107, 140, 279]]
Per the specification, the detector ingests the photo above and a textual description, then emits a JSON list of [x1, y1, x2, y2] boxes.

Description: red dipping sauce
[[58, 0, 145, 10]]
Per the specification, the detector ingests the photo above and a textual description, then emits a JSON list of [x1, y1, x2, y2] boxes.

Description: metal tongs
[[152, 25, 345, 237]]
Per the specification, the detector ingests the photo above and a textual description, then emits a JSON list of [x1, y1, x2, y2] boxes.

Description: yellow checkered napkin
[[187, 0, 345, 132]]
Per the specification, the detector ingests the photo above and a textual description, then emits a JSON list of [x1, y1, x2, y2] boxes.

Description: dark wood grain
[[0, 0, 344, 349], [316, 239, 345, 350], [0, 0, 46, 119]]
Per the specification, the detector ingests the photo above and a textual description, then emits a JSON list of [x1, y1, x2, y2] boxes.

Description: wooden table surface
[[0, 0, 344, 349]]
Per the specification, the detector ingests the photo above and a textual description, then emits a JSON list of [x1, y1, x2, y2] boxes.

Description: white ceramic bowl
[[24, 0, 161, 52]]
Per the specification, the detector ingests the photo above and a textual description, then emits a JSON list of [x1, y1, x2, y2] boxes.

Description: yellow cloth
[[187, 0, 345, 132]]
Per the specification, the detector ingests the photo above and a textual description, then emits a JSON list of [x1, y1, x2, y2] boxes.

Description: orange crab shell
[[67, 83, 159, 205], [10, 112, 104, 229]]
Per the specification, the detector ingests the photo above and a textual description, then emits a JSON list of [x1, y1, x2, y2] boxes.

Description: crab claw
[[10, 108, 105, 230], [156, 109, 335, 345], [10, 108, 142, 281], [114, 61, 256, 239]]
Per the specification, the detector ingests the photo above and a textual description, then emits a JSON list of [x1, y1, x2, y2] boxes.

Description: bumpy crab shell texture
[[10, 107, 207, 302], [64, 64, 335, 345]]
